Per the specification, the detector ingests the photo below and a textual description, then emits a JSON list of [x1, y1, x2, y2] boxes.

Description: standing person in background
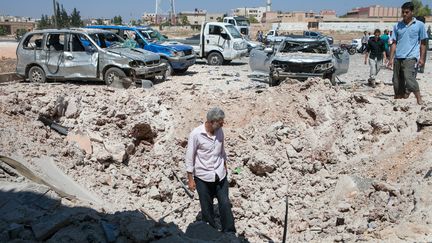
[[364, 29, 386, 87], [388, 2, 428, 105], [361, 31, 369, 53], [380, 29, 390, 65]]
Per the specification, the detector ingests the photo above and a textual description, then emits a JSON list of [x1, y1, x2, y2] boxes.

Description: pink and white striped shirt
[[185, 124, 227, 182]]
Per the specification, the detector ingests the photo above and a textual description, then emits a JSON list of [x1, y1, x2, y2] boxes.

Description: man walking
[[364, 29, 386, 87], [185, 107, 236, 233], [360, 31, 369, 53], [380, 29, 390, 64], [388, 2, 428, 105]]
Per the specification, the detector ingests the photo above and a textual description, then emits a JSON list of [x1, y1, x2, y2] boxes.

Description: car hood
[[154, 42, 192, 52], [274, 52, 333, 63], [107, 47, 160, 62]]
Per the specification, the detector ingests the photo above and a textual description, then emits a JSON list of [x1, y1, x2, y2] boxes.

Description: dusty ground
[[1, 42, 432, 242]]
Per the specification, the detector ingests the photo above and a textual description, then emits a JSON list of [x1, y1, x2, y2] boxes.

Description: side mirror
[[264, 47, 273, 53], [221, 33, 230, 40]]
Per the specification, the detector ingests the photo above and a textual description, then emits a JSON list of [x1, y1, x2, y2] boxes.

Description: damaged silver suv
[[249, 36, 349, 86], [16, 29, 167, 85]]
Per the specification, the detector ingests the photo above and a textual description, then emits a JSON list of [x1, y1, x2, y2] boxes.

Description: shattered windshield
[[138, 29, 166, 41], [88, 32, 125, 49], [235, 19, 250, 26], [225, 25, 242, 39], [280, 40, 329, 54]]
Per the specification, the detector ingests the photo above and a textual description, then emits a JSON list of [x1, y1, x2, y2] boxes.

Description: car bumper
[[272, 69, 333, 80], [169, 55, 196, 70], [132, 63, 167, 78]]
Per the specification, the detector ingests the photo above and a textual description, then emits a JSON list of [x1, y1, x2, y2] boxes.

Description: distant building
[[262, 11, 317, 23], [0, 15, 35, 35], [177, 10, 206, 28], [83, 18, 112, 26], [344, 5, 399, 19], [142, 13, 157, 25], [206, 13, 224, 22], [319, 10, 337, 19], [232, 7, 267, 22]]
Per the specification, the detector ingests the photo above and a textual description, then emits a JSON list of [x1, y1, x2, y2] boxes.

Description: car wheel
[[174, 68, 188, 74], [348, 48, 356, 55], [161, 59, 173, 76], [28, 66, 46, 83], [207, 52, 223, 65], [104, 67, 126, 86]]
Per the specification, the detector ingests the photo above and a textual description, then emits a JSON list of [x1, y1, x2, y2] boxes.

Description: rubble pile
[[1, 55, 432, 242]]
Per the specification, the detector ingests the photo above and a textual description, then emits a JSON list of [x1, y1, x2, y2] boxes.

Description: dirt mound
[[1, 54, 432, 242]]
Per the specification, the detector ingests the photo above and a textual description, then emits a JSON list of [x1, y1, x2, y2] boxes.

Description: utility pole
[[52, 0, 58, 28]]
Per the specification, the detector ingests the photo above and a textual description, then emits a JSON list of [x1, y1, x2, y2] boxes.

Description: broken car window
[[46, 33, 65, 51], [280, 40, 329, 54], [89, 32, 124, 49], [22, 33, 44, 50], [225, 25, 242, 39]]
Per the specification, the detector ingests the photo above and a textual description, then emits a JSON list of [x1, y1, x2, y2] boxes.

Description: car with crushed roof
[[16, 28, 166, 85], [249, 36, 349, 86]]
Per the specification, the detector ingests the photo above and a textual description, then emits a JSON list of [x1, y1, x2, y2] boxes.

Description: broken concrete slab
[[31, 211, 71, 241], [332, 175, 373, 204], [66, 132, 92, 155]]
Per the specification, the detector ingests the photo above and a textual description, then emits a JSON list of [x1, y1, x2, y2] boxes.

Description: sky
[[1, 0, 413, 21]]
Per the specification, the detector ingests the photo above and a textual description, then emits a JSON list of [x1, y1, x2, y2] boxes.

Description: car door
[[249, 48, 273, 75], [62, 33, 98, 79], [333, 49, 349, 75], [44, 33, 67, 77], [206, 25, 228, 50]]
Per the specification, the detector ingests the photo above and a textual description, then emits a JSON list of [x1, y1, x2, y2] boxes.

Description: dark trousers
[[194, 176, 236, 233], [393, 58, 419, 96]]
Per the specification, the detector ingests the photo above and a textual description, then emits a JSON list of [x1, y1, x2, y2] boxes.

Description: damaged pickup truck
[[16, 29, 166, 85], [249, 36, 349, 86]]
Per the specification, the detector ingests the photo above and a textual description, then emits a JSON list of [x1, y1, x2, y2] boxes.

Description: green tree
[[412, 0, 431, 17], [38, 14, 52, 29], [112, 16, 123, 25], [130, 19, 137, 26], [96, 18, 104, 25], [0, 26, 7, 36], [70, 8, 83, 27], [248, 16, 259, 23], [180, 15, 190, 26]]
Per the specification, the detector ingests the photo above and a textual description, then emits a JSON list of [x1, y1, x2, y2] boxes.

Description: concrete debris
[[1, 54, 431, 242]]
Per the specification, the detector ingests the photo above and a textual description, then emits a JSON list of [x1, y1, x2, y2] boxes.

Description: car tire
[[268, 75, 280, 87], [348, 48, 356, 55], [207, 52, 223, 65], [104, 67, 127, 86], [28, 66, 46, 83], [161, 59, 173, 76]]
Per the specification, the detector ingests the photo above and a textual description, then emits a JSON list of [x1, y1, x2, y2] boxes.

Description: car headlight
[[171, 51, 185, 57], [129, 60, 145, 67]]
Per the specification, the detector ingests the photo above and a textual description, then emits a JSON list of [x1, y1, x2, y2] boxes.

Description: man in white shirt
[[185, 107, 236, 233]]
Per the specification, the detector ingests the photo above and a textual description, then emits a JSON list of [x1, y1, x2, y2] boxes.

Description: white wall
[[271, 22, 308, 31], [319, 22, 397, 32], [271, 21, 397, 32]]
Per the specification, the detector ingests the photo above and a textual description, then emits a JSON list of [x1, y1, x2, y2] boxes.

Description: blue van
[[86, 25, 196, 75]]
